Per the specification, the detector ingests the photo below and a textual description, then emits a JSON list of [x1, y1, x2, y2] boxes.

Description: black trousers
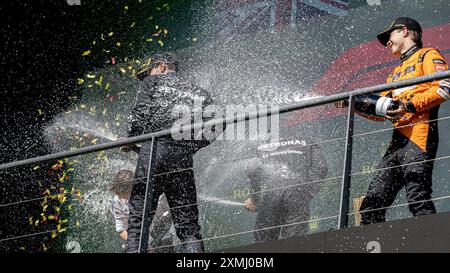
[[254, 184, 311, 242], [126, 139, 203, 252], [360, 130, 437, 225]]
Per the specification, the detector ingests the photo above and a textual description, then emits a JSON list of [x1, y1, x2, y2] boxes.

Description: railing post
[[138, 136, 157, 253], [338, 95, 355, 229]]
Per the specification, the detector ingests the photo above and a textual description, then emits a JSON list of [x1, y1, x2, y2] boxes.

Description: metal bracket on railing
[[338, 95, 355, 229], [138, 137, 157, 253]]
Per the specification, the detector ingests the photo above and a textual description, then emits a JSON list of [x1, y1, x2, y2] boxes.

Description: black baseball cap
[[135, 52, 179, 80], [377, 17, 422, 46]]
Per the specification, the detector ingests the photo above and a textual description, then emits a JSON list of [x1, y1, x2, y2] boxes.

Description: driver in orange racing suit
[[355, 17, 449, 224]]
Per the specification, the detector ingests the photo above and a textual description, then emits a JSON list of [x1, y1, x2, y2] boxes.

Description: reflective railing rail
[[1, 70, 449, 252], [1, 70, 449, 172]]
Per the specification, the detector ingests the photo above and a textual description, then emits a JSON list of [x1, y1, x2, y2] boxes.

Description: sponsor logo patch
[[434, 64, 447, 71], [393, 72, 401, 81], [405, 65, 415, 74], [440, 79, 450, 89], [437, 88, 450, 100], [433, 59, 445, 64]]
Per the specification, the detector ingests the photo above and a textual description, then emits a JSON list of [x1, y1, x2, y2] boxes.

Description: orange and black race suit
[[360, 45, 449, 224]]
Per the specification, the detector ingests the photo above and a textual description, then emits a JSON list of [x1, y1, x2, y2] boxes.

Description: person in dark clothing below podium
[[244, 135, 328, 242], [123, 52, 216, 253]]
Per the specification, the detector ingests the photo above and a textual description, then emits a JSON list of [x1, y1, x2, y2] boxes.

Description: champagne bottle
[[355, 94, 399, 118]]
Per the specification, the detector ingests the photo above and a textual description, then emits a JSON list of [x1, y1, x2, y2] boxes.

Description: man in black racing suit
[[244, 135, 328, 242], [124, 52, 216, 253]]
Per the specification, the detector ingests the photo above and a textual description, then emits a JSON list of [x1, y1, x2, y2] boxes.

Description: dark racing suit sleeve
[[245, 158, 263, 206], [127, 79, 156, 137], [193, 85, 227, 143]]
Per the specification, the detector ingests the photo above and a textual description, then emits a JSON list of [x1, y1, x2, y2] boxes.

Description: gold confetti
[[104, 83, 110, 90], [69, 160, 79, 166], [164, 29, 168, 35], [146, 38, 153, 42], [43, 244, 48, 252], [108, 32, 114, 37], [158, 40, 164, 47], [101, 33, 105, 40], [92, 40, 96, 45], [95, 75, 103, 86], [91, 138, 98, 144], [37, 109, 43, 116], [82, 50, 91, 56], [33, 165, 40, 170], [48, 215, 55, 220], [119, 67, 126, 73], [155, 25, 159, 29], [76, 220, 80, 227], [130, 22, 136, 28], [80, 104, 86, 109], [192, 37, 198, 42], [86, 74, 96, 79], [51, 231, 57, 238], [77, 78, 84, 84], [29, 217, 33, 225], [124, 6, 128, 11], [116, 42, 121, 47]]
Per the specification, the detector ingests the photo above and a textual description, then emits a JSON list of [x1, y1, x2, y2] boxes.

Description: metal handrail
[[1, 70, 449, 171]]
